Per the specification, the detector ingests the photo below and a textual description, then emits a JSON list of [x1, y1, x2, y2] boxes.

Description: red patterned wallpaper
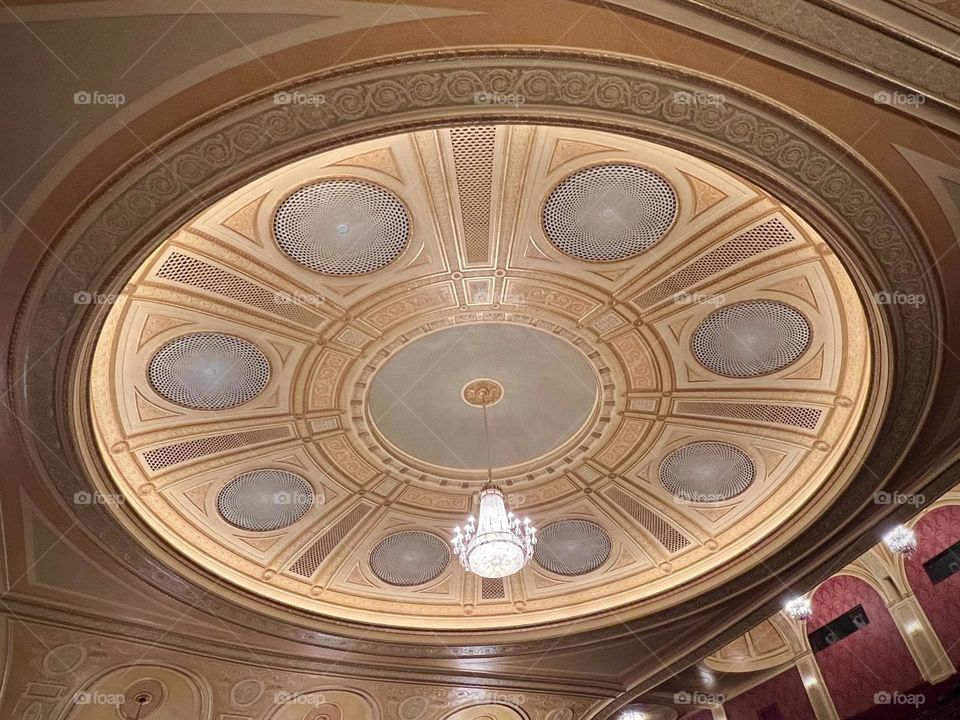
[[905, 505, 960, 666], [808, 575, 922, 717], [722, 667, 815, 720]]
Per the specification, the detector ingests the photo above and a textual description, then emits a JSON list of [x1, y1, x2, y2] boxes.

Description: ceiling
[[1, 1, 959, 719], [87, 124, 872, 633]]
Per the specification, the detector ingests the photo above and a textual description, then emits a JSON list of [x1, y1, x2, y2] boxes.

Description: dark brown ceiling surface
[[1, 2, 959, 720]]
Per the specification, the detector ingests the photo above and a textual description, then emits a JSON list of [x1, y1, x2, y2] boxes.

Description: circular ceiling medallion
[[692, 301, 812, 377], [273, 179, 410, 275], [542, 163, 677, 261], [367, 323, 599, 471], [368, 531, 451, 586], [461, 378, 504, 407], [534, 520, 612, 576], [659, 442, 755, 503], [217, 470, 315, 531], [147, 333, 270, 409]]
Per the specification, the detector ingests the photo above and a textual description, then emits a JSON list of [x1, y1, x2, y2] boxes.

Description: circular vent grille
[[148, 333, 270, 409], [368, 531, 451, 587], [273, 179, 410, 275], [659, 442, 755, 503], [542, 164, 677, 261], [217, 470, 315, 531], [534, 520, 612, 576], [692, 301, 812, 377]]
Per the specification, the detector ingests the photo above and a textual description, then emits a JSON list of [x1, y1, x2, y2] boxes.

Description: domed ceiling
[[89, 124, 871, 632]]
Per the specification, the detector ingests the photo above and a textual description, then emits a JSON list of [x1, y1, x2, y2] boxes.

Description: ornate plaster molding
[[7, 49, 941, 675], [600, 0, 960, 112]]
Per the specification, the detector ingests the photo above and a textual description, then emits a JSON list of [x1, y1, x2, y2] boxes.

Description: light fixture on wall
[[784, 596, 814, 621], [451, 380, 537, 578], [883, 525, 917, 555]]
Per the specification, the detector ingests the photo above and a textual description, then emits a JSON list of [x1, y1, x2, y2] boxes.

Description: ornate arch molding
[[9, 50, 942, 661], [60, 663, 212, 720]]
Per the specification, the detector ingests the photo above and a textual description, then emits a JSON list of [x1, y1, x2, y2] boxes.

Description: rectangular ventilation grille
[[480, 576, 506, 601], [450, 126, 496, 265], [157, 251, 323, 328], [605, 485, 691, 553], [140, 426, 291, 471], [289, 503, 372, 578], [674, 401, 823, 430], [631, 218, 796, 308]]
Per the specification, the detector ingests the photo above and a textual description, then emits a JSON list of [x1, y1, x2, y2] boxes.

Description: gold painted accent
[[134, 390, 178, 421], [238, 534, 284, 553], [547, 138, 619, 173], [332, 147, 403, 181], [137, 315, 193, 350], [523, 234, 555, 262], [681, 171, 727, 217], [221, 193, 266, 246], [784, 347, 824, 380], [461, 378, 504, 407]]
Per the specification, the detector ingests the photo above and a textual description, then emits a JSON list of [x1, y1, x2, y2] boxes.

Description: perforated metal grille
[[692, 301, 812, 377], [631, 218, 797, 308], [368, 531, 450, 586], [148, 333, 270, 409], [659, 442, 755, 503], [604, 485, 690, 553], [674, 401, 822, 430], [140, 426, 290, 472], [289, 503, 372, 578], [480, 576, 506, 601], [217, 470, 314, 531], [450, 126, 495, 264], [534, 520, 612, 576], [542, 164, 676, 261], [273, 180, 409, 275], [156, 252, 323, 328]]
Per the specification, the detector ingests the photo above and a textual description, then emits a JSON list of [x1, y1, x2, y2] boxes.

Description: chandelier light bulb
[[784, 596, 814, 621], [452, 483, 537, 578], [883, 525, 917, 555]]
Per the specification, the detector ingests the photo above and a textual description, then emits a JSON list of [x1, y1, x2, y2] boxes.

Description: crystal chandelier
[[784, 596, 814, 621], [883, 525, 917, 555], [451, 380, 536, 578]]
